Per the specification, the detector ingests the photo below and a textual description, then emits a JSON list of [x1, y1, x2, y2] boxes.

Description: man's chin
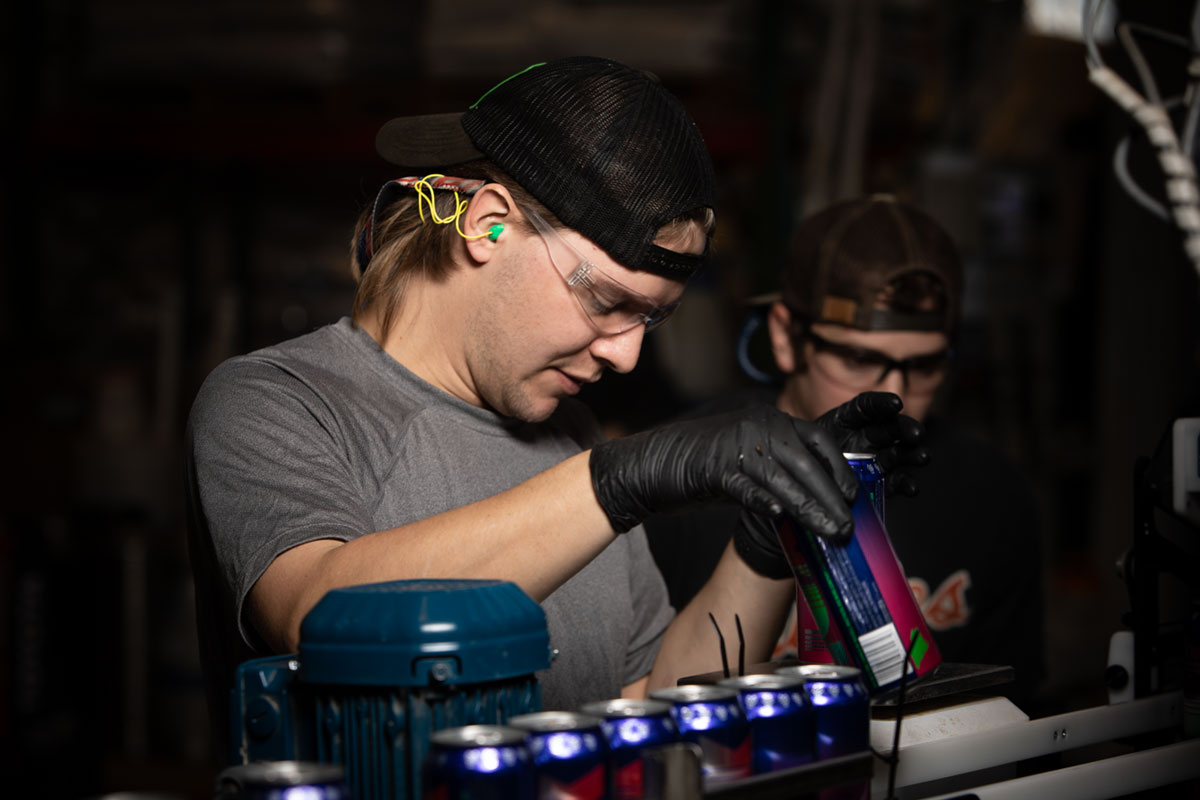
[[498, 390, 561, 424], [518, 405, 558, 424]]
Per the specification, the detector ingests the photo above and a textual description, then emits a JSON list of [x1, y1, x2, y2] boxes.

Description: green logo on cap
[[470, 62, 547, 109]]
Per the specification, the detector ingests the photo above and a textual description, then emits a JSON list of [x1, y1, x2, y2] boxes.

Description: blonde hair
[[654, 207, 716, 249], [349, 160, 715, 340], [349, 161, 545, 340]]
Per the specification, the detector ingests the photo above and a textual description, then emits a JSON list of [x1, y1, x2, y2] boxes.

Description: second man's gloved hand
[[814, 391, 929, 497], [733, 392, 930, 578], [731, 505, 796, 579], [589, 403, 858, 552]]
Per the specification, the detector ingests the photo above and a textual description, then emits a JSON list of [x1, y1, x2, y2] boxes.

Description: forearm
[[645, 540, 794, 693], [248, 450, 615, 652]]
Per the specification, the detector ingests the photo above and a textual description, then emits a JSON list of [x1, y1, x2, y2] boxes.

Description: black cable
[[708, 612, 730, 679], [734, 614, 745, 677], [867, 631, 922, 800]]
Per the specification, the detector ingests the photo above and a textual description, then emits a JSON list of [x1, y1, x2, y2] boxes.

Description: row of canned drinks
[[424, 663, 870, 800]]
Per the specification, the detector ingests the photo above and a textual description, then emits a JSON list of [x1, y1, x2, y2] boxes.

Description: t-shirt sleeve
[[622, 525, 676, 686], [188, 357, 374, 648], [553, 397, 675, 688]]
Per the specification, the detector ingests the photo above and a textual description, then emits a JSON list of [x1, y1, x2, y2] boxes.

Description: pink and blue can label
[[780, 453, 941, 692]]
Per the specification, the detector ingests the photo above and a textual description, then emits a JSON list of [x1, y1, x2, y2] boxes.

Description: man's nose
[[876, 365, 907, 396], [591, 325, 645, 374]]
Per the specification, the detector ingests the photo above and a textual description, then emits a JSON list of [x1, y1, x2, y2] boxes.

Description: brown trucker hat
[[780, 195, 963, 333]]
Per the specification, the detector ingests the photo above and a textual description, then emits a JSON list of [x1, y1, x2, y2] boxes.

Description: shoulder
[[189, 320, 397, 440], [192, 325, 340, 412]]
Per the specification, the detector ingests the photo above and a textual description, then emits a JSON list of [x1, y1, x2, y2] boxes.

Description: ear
[[460, 183, 516, 266], [767, 301, 798, 374]]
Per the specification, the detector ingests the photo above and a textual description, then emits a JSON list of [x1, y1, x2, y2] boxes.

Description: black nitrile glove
[[732, 506, 794, 579], [814, 391, 929, 497], [731, 394, 929, 578], [589, 404, 858, 551]]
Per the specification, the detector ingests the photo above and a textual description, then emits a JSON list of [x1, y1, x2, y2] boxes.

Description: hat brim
[[375, 112, 484, 168], [743, 291, 782, 307]]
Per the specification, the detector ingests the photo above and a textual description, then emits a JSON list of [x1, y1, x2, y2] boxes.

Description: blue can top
[[298, 579, 551, 686], [216, 761, 350, 800]]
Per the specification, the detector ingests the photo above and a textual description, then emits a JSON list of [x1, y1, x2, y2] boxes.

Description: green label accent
[[797, 562, 831, 634], [909, 629, 929, 669]]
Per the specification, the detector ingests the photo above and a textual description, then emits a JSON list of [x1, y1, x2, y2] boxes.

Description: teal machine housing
[[230, 579, 551, 799]]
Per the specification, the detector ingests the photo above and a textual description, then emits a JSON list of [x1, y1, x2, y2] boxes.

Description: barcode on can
[[858, 624, 907, 687]]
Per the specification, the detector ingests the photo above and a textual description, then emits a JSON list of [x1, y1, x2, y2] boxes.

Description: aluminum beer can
[[843, 452, 885, 522], [579, 698, 678, 800], [648, 685, 752, 785], [508, 711, 610, 800], [214, 761, 350, 800], [422, 724, 535, 800], [718, 673, 814, 774], [777, 665, 870, 760]]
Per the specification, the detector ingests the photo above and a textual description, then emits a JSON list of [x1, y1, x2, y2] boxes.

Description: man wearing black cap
[[185, 58, 922, 750], [651, 195, 1045, 707]]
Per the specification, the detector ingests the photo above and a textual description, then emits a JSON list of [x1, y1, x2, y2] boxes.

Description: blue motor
[[229, 579, 552, 800]]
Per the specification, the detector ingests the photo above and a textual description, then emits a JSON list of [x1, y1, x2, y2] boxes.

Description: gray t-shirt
[[186, 318, 674, 740]]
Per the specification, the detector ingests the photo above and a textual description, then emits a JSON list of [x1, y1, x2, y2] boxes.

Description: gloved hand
[[814, 391, 928, 497], [589, 403, 858, 550], [732, 506, 796, 579], [733, 392, 930, 579]]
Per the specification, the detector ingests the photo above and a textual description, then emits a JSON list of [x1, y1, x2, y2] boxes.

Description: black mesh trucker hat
[[780, 195, 963, 333], [374, 57, 716, 279]]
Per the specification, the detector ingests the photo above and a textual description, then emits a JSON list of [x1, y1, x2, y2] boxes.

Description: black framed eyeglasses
[[802, 328, 954, 391]]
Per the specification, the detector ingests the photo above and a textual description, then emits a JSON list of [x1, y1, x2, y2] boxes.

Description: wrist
[[732, 524, 793, 580], [588, 442, 643, 533]]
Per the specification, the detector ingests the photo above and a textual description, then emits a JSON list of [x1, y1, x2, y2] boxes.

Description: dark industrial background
[[3, 1, 1198, 797]]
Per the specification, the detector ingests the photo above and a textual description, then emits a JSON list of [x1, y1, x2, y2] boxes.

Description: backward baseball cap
[[374, 56, 717, 280], [781, 195, 963, 333]]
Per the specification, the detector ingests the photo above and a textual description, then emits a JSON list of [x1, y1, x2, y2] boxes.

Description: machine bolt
[[246, 696, 280, 739]]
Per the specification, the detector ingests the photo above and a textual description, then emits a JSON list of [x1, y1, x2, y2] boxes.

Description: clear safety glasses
[[521, 205, 680, 335]]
